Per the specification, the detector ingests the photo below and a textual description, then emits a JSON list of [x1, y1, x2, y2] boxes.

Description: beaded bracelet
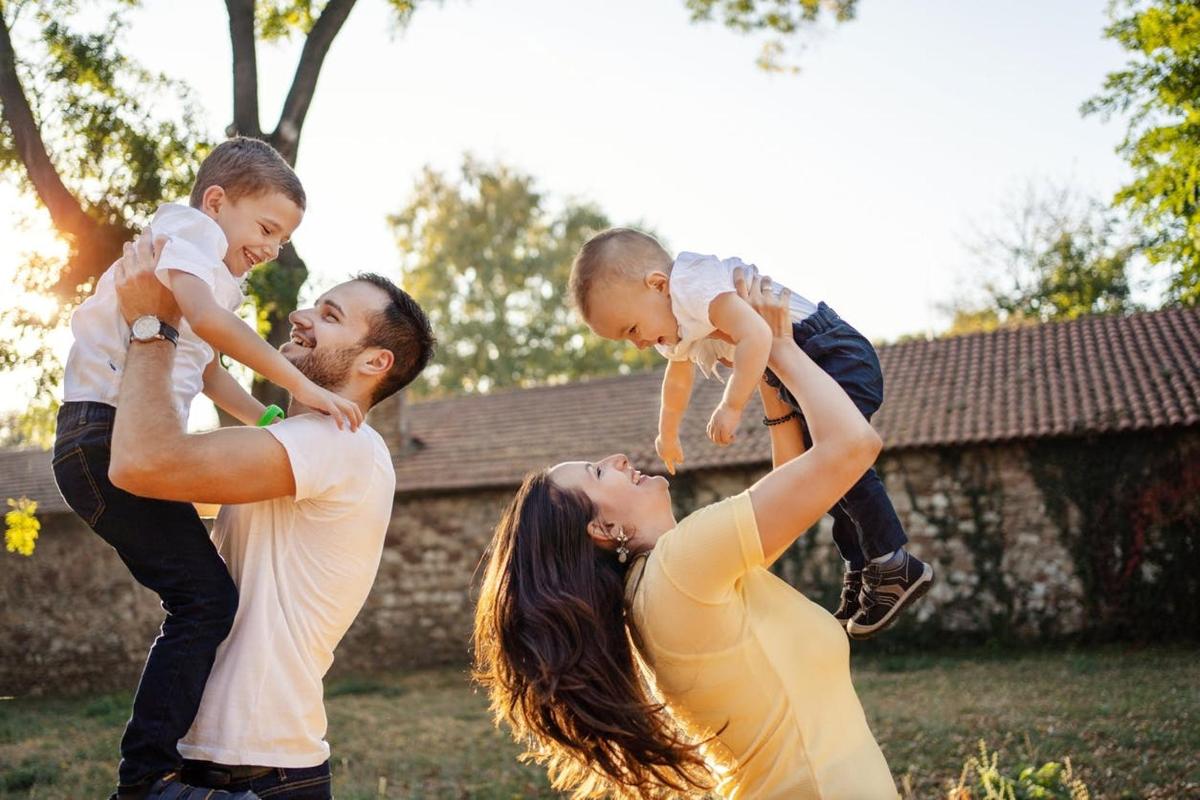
[[762, 410, 800, 427]]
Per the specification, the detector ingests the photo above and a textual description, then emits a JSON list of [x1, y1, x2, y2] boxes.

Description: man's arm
[[107, 234, 297, 504]]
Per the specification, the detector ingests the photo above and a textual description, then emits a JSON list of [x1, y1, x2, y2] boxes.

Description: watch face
[[131, 316, 159, 341]]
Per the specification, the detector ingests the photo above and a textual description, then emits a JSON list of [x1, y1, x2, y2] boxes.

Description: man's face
[[282, 280, 388, 389], [584, 276, 680, 350]]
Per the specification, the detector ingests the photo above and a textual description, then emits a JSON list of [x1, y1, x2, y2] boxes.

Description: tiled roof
[[0, 447, 65, 514], [390, 307, 1200, 493], [3, 308, 1197, 510]]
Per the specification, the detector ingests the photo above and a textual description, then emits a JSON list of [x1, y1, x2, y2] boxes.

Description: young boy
[[569, 227, 934, 639], [52, 137, 360, 800]]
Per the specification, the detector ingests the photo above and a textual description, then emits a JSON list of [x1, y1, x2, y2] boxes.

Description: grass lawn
[[1, 646, 1197, 799]]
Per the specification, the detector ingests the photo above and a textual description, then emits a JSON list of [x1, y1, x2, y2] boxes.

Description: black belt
[[182, 761, 274, 786]]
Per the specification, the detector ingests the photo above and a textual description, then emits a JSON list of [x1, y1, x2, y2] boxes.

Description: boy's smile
[[585, 274, 681, 350]]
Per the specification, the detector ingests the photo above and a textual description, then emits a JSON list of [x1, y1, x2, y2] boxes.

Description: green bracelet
[[256, 404, 285, 427]]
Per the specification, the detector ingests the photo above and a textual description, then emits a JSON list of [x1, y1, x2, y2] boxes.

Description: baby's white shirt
[[655, 252, 817, 378], [63, 203, 243, 420]]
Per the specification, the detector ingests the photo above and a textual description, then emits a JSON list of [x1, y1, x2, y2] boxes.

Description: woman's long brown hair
[[472, 471, 716, 799]]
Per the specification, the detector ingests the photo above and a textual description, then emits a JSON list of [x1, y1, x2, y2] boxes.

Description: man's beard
[[289, 343, 361, 392]]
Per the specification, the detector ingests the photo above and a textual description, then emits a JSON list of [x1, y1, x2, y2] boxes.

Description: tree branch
[[0, 13, 94, 239], [270, 0, 358, 163], [225, 0, 261, 137]]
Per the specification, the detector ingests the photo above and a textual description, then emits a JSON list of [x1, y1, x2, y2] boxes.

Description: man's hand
[[655, 431, 685, 475], [707, 401, 742, 446], [114, 229, 182, 327]]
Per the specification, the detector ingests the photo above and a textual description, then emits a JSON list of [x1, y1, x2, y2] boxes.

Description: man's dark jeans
[[51, 401, 238, 792], [181, 760, 333, 799], [764, 303, 909, 570]]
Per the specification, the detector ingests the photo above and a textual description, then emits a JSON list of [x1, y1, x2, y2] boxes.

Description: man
[[107, 232, 434, 799]]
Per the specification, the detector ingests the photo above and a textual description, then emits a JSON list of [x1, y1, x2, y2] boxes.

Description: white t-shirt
[[178, 413, 396, 767], [63, 203, 242, 420], [656, 252, 818, 378]]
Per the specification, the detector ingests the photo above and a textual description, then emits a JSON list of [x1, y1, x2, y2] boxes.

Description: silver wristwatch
[[130, 315, 180, 346]]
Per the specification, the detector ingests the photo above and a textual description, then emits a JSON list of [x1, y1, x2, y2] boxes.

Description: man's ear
[[200, 185, 227, 216], [359, 347, 394, 377], [646, 271, 670, 294]]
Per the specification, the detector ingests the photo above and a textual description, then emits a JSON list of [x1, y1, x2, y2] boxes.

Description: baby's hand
[[655, 432, 685, 475], [707, 402, 742, 446], [293, 378, 363, 431]]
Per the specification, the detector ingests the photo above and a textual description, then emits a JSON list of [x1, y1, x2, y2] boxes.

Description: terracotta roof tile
[[393, 307, 1200, 493]]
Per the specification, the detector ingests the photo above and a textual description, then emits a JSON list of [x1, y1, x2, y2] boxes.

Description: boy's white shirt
[[655, 252, 818, 378], [63, 203, 243, 420]]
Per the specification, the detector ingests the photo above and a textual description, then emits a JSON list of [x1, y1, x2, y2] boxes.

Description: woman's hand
[[732, 267, 791, 339]]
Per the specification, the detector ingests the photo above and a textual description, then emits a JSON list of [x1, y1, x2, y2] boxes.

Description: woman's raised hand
[[732, 267, 791, 338]]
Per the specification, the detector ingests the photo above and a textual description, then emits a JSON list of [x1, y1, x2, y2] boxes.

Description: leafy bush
[[948, 741, 1090, 800]]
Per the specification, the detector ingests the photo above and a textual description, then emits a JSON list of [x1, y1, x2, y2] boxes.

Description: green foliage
[[389, 156, 659, 395], [255, 0, 418, 40], [949, 741, 1090, 800], [1031, 432, 1200, 641], [1083, 0, 1200, 306], [4, 497, 40, 557], [943, 187, 1139, 336], [685, 0, 859, 71]]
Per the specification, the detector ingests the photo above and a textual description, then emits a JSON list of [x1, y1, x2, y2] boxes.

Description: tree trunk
[[249, 242, 308, 409]]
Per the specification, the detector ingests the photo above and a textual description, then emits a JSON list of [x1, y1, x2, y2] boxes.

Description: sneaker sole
[[845, 563, 934, 640]]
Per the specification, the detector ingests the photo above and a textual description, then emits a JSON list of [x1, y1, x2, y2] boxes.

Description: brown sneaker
[[845, 551, 934, 640], [832, 569, 863, 628]]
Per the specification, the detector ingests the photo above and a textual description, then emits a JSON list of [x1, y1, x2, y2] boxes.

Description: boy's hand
[[655, 432, 685, 475], [707, 402, 742, 446], [293, 378, 364, 431]]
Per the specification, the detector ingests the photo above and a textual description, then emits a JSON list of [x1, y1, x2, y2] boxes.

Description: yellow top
[[626, 491, 898, 800]]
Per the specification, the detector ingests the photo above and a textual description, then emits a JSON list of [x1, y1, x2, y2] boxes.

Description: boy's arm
[[202, 355, 266, 427], [167, 270, 361, 429], [707, 291, 773, 433], [656, 360, 694, 474]]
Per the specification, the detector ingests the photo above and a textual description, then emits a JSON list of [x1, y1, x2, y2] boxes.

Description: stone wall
[[3, 428, 1197, 696]]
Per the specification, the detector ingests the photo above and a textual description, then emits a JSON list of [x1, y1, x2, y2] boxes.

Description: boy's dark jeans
[[181, 760, 332, 800], [51, 401, 238, 792], [764, 302, 908, 570]]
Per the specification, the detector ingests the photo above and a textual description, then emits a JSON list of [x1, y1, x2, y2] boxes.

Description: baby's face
[[586, 276, 680, 350], [213, 190, 305, 277]]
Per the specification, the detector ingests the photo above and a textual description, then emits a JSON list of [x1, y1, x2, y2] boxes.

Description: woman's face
[[549, 454, 673, 541]]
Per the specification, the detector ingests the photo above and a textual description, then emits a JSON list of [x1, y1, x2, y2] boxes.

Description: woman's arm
[[757, 376, 808, 565], [739, 274, 881, 560]]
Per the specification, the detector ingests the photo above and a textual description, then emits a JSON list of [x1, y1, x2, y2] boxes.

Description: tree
[[390, 157, 658, 395], [0, 0, 418, 419], [685, 0, 859, 71], [1083, 0, 1200, 306], [942, 186, 1140, 335]]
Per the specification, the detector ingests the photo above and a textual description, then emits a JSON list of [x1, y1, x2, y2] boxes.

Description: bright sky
[[0, 0, 1133, 418]]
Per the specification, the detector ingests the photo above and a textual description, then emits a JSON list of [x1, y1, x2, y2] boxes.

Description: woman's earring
[[615, 528, 629, 564]]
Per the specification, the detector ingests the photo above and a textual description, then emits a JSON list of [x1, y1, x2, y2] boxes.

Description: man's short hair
[[189, 137, 306, 210], [569, 227, 671, 320], [354, 273, 436, 407]]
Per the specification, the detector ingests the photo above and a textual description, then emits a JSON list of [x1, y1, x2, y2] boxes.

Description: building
[[2, 308, 1198, 695]]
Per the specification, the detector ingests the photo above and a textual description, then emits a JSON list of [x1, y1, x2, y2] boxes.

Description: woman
[[473, 273, 898, 799]]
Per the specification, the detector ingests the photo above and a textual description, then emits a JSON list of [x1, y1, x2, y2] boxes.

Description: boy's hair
[[569, 227, 671, 321], [189, 137, 306, 211], [353, 272, 436, 408]]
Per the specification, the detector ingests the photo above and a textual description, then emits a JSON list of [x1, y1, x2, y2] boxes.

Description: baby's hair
[[189, 136, 306, 211], [569, 227, 672, 320]]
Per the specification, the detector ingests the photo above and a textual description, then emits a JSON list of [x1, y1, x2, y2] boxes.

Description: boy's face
[[204, 187, 305, 277], [585, 274, 680, 350]]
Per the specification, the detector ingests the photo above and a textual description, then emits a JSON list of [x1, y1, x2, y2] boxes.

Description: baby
[[53, 136, 358, 798], [569, 227, 933, 640]]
